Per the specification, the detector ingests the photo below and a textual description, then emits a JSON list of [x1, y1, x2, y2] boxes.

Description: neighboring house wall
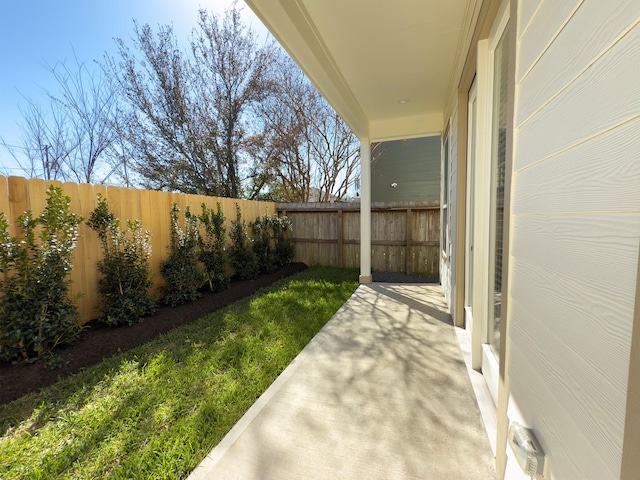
[[506, 1, 640, 478], [371, 135, 441, 203]]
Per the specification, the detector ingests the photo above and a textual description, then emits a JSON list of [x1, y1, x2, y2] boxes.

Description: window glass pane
[[442, 134, 449, 253], [489, 26, 508, 357]]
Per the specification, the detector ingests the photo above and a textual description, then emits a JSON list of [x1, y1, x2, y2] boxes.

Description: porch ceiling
[[244, 0, 474, 141]]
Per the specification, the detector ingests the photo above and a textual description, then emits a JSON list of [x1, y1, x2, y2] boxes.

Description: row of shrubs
[[0, 185, 294, 363]]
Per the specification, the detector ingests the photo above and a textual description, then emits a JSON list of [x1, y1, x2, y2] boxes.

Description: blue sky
[[0, 0, 265, 174]]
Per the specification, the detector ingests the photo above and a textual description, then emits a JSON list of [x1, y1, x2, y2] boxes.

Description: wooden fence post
[[338, 208, 344, 268], [405, 208, 412, 274], [277, 201, 439, 275]]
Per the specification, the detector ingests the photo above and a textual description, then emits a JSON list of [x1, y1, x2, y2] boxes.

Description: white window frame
[[441, 124, 451, 259], [480, 0, 510, 407]]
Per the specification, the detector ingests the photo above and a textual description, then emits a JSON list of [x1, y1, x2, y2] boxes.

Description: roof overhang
[[245, 0, 476, 141]]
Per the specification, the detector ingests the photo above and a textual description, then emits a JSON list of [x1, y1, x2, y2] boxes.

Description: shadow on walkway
[[189, 283, 496, 480]]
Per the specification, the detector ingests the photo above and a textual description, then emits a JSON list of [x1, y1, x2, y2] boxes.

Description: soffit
[[245, 0, 473, 141]]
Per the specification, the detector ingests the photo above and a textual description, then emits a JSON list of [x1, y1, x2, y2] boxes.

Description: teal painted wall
[[371, 135, 441, 202]]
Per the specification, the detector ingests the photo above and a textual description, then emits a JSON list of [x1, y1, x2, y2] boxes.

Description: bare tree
[[256, 67, 313, 201], [46, 54, 120, 183], [1, 99, 75, 180], [311, 108, 360, 202], [105, 7, 274, 197], [1, 54, 121, 184], [255, 53, 360, 202]]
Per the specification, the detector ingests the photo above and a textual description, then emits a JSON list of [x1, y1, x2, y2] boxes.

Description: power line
[[1, 143, 40, 153]]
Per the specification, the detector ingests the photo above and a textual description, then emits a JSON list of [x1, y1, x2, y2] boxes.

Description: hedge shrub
[[228, 204, 259, 280], [272, 214, 295, 267], [160, 204, 206, 306], [87, 194, 156, 326], [198, 202, 229, 292], [0, 185, 82, 362]]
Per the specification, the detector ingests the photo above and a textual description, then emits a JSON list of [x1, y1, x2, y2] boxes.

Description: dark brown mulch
[[0, 263, 308, 406], [372, 271, 440, 283]]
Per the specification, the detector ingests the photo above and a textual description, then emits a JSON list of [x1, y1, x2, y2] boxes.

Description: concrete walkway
[[188, 284, 496, 480]]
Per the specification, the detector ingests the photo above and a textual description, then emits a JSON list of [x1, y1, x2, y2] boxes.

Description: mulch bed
[[0, 263, 308, 406], [372, 271, 439, 283]]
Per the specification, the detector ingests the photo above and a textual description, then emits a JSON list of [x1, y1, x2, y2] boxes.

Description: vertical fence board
[[0, 176, 277, 323], [221, 198, 234, 234], [60, 182, 87, 320], [150, 190, 171, 297], [406, 208, 412, 274], [278, 202, 440, 275], [8, 177, 30, 230], [337, 209, 344, 267], [128, 187, 143, 225], [78, 183, 101, 320], [27, 178, 48, 217], [0, 177, 13, 237]]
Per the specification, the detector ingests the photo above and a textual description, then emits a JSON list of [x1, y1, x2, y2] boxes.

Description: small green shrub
[[198, 203, 230, 292], [228, 204, 259, 280], [272, 214, 295, 267], [250, 213, 295, 274], [250, 213, 278, 274], [160, 204, 206, 306], [87, 194, 156, 326], [0, 185, 82, 362]]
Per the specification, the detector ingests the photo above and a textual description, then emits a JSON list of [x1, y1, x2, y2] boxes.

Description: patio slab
[[188, 283, 496, 479]]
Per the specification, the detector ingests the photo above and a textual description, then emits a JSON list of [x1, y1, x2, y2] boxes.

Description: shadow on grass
[[0, 267, 359, 479]]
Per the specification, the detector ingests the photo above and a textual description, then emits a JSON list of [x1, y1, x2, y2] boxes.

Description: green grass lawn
[[0, 267, 359, 479]]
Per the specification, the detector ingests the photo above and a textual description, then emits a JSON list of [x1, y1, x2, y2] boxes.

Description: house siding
[[371, 136, 441, 203], [507, 1, 640, 478]]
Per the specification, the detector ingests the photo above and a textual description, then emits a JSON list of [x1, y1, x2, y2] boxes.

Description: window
[[442, 129, 450, 257], [488, 25, 509, 357]]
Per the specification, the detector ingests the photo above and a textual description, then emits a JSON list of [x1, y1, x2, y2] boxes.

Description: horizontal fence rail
[[0, 175, 276, 324], [278, 201, 440, 276]]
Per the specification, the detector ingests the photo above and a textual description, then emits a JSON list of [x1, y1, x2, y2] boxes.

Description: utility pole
[[44, 144, 51, 180]]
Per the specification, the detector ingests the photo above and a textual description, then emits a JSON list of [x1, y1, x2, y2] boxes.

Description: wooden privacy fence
[[278, 201, 440, 276], [0, 175, 276, 324]]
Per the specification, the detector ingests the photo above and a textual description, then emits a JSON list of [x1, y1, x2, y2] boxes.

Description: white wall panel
[[516, 24, 640, 170], [517, 0, 582, 82], [511, 214, 639, 314], [508, 321, 617, 479], [509, 254, 633, 398], [517, 0, 543, 39], [517, 0, 640, 124], [512, 116, 640, 215]]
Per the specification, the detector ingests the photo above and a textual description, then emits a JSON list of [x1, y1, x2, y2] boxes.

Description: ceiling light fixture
[[397, 99, 410, 105]]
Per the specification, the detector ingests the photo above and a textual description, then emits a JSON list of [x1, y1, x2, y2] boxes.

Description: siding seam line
[[511, 211, 640, 218], [517, 17, 640, 130], [514, 112, 640, 174], [508, 336, 619, 479], [509, 273, 631, 394], [518, 0, 584, 84], [518, 0, 545, 40]]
